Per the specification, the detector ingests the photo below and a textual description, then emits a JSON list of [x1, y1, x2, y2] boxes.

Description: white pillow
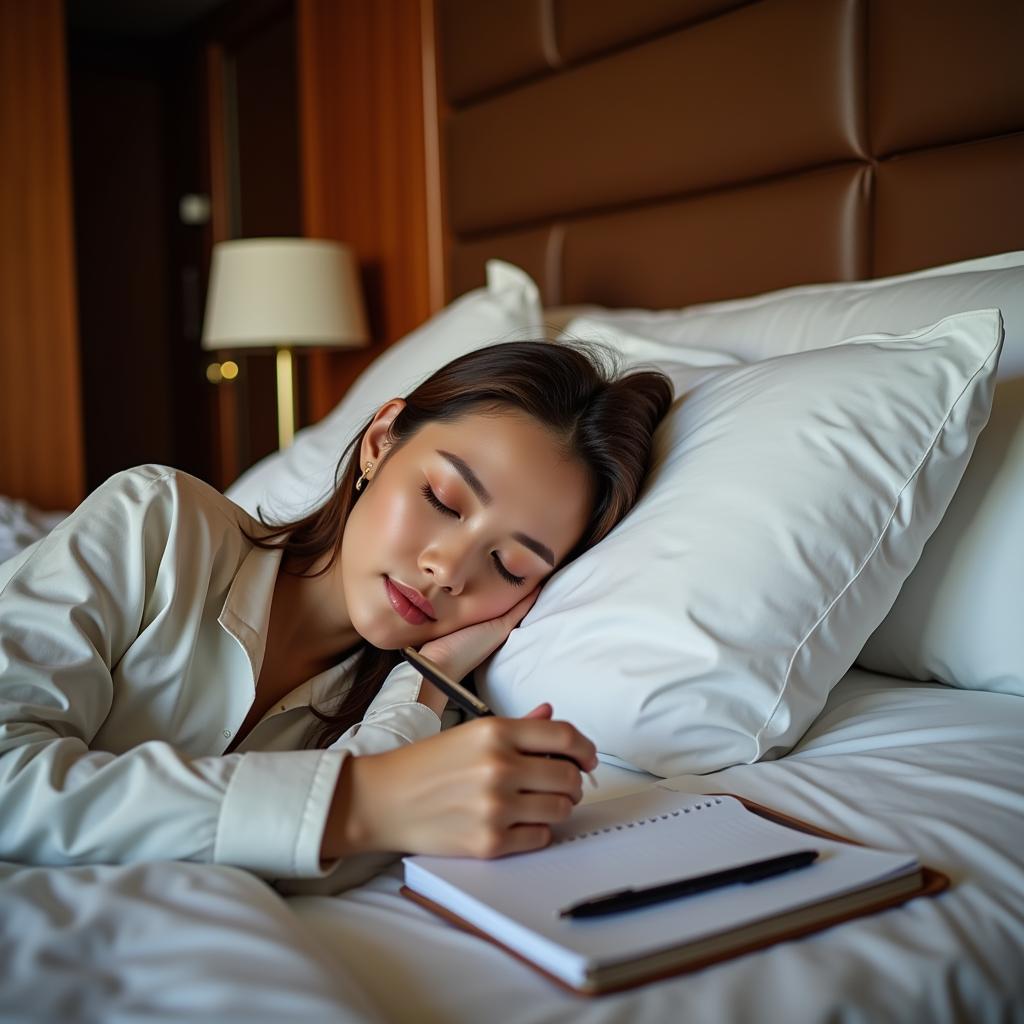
[[564, 251, 1024, 377], [857, 378, 1024, 696], [478, 310, 1003, 777], [567, 252, 1024, 697], [226, 260, 543, 519]]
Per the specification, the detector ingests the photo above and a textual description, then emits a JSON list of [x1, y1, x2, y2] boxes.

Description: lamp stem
[[275, 346, 296, 449]]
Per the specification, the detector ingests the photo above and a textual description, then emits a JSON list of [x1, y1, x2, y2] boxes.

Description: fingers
[[417, 588, 541, 683], [511, 755, 585, 805], [497, 824, 553, 857], [475, 793, 574, 859], [417, 585, 542, 685], [505, 791, 577, 826], [483, 716, 599, 773], [522, 702, 552, 720], [504, 588, 541, 627], [377, 713, 596, 862]]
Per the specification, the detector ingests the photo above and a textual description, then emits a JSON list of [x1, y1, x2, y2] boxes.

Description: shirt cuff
[[215, 662, 443, 881], [328, 659, 444, 750], [214, 749, 345, 879]]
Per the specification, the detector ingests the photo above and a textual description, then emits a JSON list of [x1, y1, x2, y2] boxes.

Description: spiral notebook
[[401, 784, 947, 995]]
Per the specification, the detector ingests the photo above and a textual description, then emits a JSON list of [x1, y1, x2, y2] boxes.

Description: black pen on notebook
[[401, 647, 597, 788], [558, 849, 820, 919]]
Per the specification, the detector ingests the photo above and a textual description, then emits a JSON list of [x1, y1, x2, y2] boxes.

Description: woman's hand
[[323, 703, 599, 860], [415, 588, 540, 714], [420, 588, 540, 682]]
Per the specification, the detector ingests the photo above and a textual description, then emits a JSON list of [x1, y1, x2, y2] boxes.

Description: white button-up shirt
[[0, 465, 446, 887]]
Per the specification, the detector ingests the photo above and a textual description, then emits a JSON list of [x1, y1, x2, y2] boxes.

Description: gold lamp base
[[275, 347, 296, 449]]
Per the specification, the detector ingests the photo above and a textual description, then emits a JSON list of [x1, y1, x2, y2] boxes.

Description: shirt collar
[[217, 536, 360, 714], [269, 656, 358, 719], [217, 540, 285, 686]]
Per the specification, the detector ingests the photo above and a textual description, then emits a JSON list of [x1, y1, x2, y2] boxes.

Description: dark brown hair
[[249, 340, 673, 747]]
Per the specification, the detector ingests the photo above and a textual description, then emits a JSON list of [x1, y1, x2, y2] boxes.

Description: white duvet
[[3, 669, 1022, 1023]]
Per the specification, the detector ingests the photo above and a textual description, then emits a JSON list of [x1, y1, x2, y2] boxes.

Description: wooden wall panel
[[0, 0, 85, 509], [203, 42, 241, 489], [296, 0, 437, 422]]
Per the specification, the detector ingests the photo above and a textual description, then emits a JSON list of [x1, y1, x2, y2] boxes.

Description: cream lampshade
[[201, 238, 369, 449]]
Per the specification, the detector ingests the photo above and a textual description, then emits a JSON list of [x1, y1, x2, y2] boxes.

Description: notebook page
[[403, 786, 918, 985]]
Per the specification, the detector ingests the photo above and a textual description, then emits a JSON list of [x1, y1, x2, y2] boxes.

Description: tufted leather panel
[[441, 0, 751, 108], [447, 0, 865, 236], [868, 0, 1024, 157], [554, 0, 746, 65], [449, 225, 556, 302], [558, 164, 870, 307], [439, 0, 554, 106], [435, 0, 1024, 307], [873, 133, 1024, 278]]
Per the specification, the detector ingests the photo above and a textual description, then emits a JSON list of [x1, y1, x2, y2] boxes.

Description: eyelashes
[[420, 484, 526, 587], [492, 554, 526, 588], [420, 482, 457, 518]]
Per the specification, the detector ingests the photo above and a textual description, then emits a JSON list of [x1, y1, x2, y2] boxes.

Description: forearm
[[321, 754, 379, 860], [416, 676, 449, 718], [0, 731, 335, 877]]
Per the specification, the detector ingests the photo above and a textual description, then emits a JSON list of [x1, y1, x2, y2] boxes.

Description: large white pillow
[[567, 252, 1024, 697], [226, 260, 543, 519], [563, 251, 1024, 377], [478, 310, 1003, 777], [857, 378, 1024, 695]]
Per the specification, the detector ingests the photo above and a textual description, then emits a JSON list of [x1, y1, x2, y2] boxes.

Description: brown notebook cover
[[400, 793, 949, 997]]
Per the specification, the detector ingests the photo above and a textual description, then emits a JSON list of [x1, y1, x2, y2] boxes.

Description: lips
[[384, 576, 436, 625]]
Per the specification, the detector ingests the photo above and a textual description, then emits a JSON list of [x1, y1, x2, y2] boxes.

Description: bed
[[4, 671, 1021, 1021], [3, 1, 1023, 1021]]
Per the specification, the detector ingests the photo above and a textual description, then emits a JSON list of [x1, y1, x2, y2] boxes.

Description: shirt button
[[223, 729, 231, 738]]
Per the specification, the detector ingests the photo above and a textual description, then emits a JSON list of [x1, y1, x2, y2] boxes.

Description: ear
[[359, 399, 406, 475]]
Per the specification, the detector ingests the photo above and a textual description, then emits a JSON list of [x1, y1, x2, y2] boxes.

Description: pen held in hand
[[401, 647, 597, 787]]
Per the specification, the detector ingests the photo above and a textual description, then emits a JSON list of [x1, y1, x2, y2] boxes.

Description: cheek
[[349, 481, 421, 559], [379, 484, 419, 544]]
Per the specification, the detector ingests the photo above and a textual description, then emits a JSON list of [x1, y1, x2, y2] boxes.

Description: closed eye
[[492, 553, 525, 588], [421, 483, 526, 588], [421, 483, 458, 518]]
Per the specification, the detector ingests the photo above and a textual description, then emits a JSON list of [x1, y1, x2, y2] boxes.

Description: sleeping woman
[[0, 342, 671, 887]]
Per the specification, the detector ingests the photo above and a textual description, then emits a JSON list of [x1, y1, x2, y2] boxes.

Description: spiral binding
[[554, 797, 724, 845]]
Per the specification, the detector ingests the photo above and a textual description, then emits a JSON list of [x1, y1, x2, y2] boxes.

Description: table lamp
[[201, 238, 369, 449]]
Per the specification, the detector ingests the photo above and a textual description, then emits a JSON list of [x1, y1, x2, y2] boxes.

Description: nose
[[419, 538, 469, 596]]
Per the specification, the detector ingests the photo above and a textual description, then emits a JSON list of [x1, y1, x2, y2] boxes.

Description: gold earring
[[355, 461, 374, 491]]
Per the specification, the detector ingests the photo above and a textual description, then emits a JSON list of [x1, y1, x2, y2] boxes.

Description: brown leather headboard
[[434, 0, 1024, 309]]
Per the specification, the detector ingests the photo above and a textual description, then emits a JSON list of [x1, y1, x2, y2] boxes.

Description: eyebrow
[[512, 531, 555, 568], [437, 449, 556, 567]]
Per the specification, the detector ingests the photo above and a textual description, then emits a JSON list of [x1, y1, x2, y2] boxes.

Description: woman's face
[[340, 403, 593, 650]]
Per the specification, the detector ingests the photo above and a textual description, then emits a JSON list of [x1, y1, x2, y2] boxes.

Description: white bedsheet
[[0, 497, 66, 566], [3, 670, 1022, 1023], [0, 861, 382, 1023], [289, 671, 1024, 1023]]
